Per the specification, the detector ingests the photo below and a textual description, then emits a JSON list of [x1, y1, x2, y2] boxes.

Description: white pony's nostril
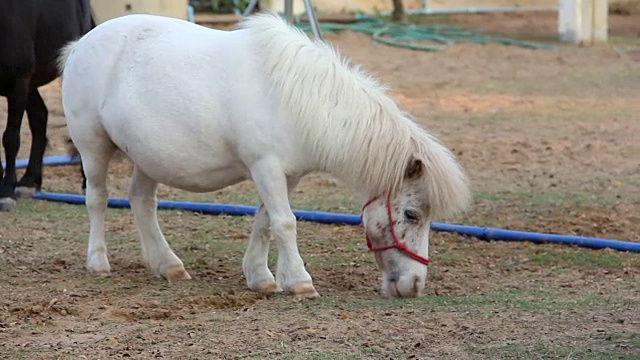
[[387, 271, 400, 283]]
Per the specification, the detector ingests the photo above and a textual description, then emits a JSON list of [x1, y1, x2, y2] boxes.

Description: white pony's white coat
[[59, 13, 470, 298]]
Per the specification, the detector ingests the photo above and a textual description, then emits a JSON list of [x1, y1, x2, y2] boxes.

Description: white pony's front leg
[[243, 177, 301, 293], [129, 167, 191, 283], [250, 160, 318, 298], [243, 204, 280, 293]]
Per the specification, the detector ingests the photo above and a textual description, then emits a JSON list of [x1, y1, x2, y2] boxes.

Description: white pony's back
[[60, 12, 469, 216]]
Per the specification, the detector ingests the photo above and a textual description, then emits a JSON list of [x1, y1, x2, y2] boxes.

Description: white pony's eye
[[404, 210, 420, 223]]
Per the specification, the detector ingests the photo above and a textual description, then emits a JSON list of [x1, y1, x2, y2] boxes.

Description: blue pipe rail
[[7, 154, 82, 169], [429, 223, 639, 252], [33, 191, 640, 253], [33, 191, 361, 225], [10, 155, 637, 253]]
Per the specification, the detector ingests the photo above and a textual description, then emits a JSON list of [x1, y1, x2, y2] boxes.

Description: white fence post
[[592, 0, 609, 42], [559, 0, 608, 44]]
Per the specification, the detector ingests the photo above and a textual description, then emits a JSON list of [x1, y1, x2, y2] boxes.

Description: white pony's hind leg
[[243, 176, 301, 293], [128, 166, 191, 283], [81, 139, 116, 276], [250, 160, 318, 298]]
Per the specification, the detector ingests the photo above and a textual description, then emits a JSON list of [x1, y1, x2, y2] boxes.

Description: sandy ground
[[1, 10, 639, 360]]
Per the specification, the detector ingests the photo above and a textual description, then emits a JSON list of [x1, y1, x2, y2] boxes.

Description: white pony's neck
[[240, 14, 470, 218], [240, 13, 412, 197]]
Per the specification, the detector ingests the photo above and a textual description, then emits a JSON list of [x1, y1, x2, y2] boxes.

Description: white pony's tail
[[57, 40, 80, 75]]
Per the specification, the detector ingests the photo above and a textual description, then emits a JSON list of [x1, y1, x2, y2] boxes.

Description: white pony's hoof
[[164, 265, 192, 284], [15, 186, 37, 198], [249, 280, 282, 294], [290, 283, 320, 299], [87, 253, 111, 276], [90, 268, 111, 277], [0, 197, 17, 212]]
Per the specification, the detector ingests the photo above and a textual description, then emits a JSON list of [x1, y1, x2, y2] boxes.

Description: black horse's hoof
[[15, 186, 37, 198], [0, 197, 17, 212]]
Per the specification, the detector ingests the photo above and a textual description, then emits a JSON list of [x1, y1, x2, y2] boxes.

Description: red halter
[[361, 193, 430, 266]]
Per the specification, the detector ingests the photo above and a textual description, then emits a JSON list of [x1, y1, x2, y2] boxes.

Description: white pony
[[58, 13, 471, 298]]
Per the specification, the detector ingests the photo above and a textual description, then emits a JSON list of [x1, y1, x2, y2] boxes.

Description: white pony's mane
[[240, 13, 470, 218]]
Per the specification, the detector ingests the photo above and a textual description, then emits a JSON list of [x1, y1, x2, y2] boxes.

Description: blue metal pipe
[[429, 223, 639, 252], [7, 154, 82, 169], [32, 192, 362, 225], [33, 191, 640, 253]]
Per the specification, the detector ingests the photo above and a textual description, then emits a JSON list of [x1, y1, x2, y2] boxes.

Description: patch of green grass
[[527, 248, 628, 270], [0, 348, 51, 360], [432, 252, 465, 266], [177, 187, 260, 207], [473, 188, 617, 208], [465, 112, 518, 125], [161, 178, 361, 215], [610, 36, 640, 47], [472, 191, 505, 202], [296, 289, 639, 314], [458, 64, 640, 99], [240, 349, 407, 360], [11, 197, 90, 220], [489, 31, 560, 45], [276, 352, 364, 360], [470, 333, 640, 360], [291, 196, 360, 215], [520, 189, 607, 208]]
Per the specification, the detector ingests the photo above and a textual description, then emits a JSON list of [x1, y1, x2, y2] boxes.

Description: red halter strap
[[361, 193, 430, 266]]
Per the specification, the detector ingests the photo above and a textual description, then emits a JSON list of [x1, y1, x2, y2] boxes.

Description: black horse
[[0, 0, 94, 211]]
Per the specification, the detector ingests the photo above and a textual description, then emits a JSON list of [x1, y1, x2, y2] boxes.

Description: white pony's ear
[[405, 156, 424, 179]]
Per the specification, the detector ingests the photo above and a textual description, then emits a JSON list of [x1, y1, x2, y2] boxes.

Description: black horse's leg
[[81, 163, 87, 193], [16, 89, 48, 197], [0, 78, 29, 211], [66, 137, 87, 193]]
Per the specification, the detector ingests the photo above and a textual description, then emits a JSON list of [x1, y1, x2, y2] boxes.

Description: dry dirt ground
[[1, 10, 640, 360]]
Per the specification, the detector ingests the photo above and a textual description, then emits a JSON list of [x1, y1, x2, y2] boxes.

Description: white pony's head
[[361, 123, 471, 298]]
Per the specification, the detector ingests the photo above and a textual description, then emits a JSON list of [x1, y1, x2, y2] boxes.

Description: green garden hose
[[294, 16, 553, 51]]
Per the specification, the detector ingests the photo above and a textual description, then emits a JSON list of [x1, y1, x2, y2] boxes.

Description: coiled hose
[[295, 15, 553, 51]]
